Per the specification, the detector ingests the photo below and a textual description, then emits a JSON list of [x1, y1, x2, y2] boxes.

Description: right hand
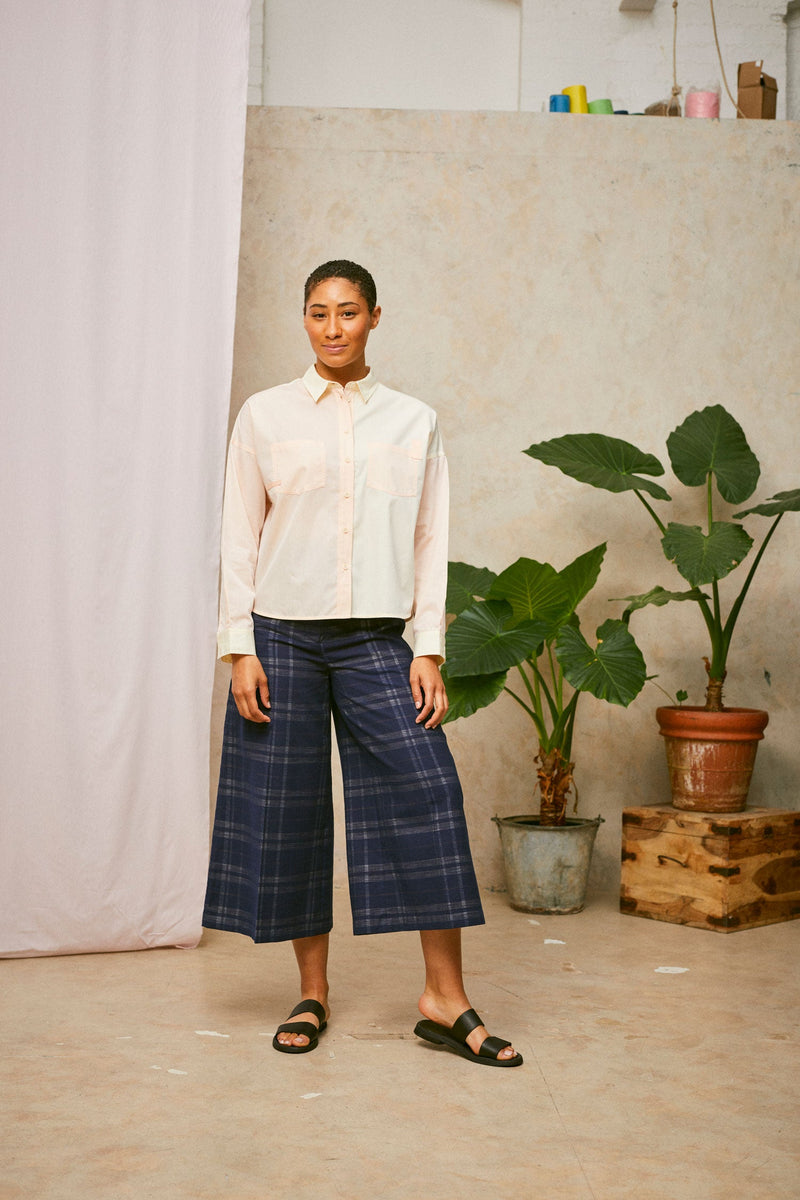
[[231, 654, 270, 723]]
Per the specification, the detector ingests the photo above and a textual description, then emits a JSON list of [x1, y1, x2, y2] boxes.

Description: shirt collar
[[302, 364, 379, 405]]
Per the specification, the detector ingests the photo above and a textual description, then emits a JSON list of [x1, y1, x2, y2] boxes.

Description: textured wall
[[213, 106, 800, 900]]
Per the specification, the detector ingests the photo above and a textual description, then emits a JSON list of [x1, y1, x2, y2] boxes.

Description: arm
[[409, 423, 450, 727], [411, 431, 449, 662], [217, 403, 269, 662], [218, 404, 272, 722]]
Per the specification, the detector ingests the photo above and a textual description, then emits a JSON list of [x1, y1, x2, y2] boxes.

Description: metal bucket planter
[[492, 814, 604, 915]]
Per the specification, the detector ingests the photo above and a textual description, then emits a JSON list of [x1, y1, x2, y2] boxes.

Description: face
[[303, 277, 381, 382]]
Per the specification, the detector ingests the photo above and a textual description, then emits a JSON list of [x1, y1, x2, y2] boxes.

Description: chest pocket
[[366, 441, 422, 497], [270, 440, 326, 494]]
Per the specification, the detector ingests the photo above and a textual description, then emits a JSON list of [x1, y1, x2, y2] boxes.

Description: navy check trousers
[[203, 616, 485, 942]]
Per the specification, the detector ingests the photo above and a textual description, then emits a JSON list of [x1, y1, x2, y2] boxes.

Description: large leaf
[[661, 521, 753, 587], [524, 433, 671, 501], [558, 543, 607, 614], [734, 488, 800, 519], [445, 599, 550, 677], [666, 406, 760, 505], [488, 558, 569, 629], [556, 619, 647, 707], [440, 666, 508, 723], [615, 584, 709, 622], [446, 561, 497, 615]]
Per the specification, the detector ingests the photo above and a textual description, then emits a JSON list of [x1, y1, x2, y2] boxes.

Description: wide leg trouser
[[203, 616, 485, 942]]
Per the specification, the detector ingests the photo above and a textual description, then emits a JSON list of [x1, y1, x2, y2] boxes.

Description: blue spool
[[549, 94, 571, 112]]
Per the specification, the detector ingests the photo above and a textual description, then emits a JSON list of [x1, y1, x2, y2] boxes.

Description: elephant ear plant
[[524, 405, 800, 712], [441, 544, 647, 825]]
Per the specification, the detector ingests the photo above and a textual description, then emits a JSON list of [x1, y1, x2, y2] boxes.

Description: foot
[[418, 992, 518, 1061], [275, 998, 329, 1049]]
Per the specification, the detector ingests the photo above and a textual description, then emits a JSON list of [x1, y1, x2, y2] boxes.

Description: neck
[[314, 359, 369, 385]]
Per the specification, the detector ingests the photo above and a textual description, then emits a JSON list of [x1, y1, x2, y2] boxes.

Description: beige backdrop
[[212, 107, 800, 900]]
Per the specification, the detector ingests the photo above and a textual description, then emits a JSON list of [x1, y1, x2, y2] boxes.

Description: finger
[[409, 671, 423, 711], [424, 687, 448, 729], [415, 692, 435, 725], [234, 687, 269, 724], [424, 700, 441, 728]]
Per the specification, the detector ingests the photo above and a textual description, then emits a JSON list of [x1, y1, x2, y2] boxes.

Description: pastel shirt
[[217, 365, 449, 662]]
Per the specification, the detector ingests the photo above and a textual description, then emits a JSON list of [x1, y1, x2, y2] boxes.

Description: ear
[[370, 305, 382, 330]]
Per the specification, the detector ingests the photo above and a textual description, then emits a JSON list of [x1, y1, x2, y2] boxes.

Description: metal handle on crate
[[658, 854, 688, 869]]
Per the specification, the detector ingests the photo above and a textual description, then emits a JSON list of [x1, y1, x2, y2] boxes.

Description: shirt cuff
[[413, 628, 445, 662], [217, 627, 257, 663]]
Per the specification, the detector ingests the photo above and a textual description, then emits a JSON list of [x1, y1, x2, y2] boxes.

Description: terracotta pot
[[656, 706, 769, 813]]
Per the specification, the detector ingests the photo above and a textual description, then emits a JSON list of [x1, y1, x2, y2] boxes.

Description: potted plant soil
[[524, 405, 800, 813], [442, 543, 646, 913]]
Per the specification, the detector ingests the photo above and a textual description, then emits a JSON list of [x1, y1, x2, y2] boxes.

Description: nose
[[324, 313, 342, 339]]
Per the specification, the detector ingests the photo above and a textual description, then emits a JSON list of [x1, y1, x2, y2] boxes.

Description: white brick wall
[[520, 0, 788, 119], [250, 0, 788, 120]]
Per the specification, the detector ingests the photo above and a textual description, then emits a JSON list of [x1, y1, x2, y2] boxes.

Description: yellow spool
[[562, 85, 588, 113]]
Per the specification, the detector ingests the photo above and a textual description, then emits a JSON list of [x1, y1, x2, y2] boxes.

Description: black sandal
[[272, 999, 328, 1055], [414, 1007, 523, 1067]]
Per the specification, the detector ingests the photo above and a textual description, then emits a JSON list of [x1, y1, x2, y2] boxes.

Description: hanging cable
[[667, 0, 682, 115], [709, 0, 748, 117]]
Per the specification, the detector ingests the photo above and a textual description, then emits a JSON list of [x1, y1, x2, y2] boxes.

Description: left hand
[[410, 656, 448, 729]]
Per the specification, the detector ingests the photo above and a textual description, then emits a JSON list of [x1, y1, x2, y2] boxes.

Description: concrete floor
[[3, 888, 799, 1200]]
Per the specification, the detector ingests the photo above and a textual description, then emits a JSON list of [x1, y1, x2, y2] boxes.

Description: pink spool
[[685, 90, 720, 118]]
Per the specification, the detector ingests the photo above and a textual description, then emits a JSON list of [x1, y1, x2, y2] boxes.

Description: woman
[[203, 260, 521, 1068]]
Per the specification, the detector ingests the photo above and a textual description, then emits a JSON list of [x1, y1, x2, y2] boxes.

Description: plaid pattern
[[203, 616, 485, 942]]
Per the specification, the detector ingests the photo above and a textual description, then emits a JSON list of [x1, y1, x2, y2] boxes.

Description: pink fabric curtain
[[0, 0, 250, 956]]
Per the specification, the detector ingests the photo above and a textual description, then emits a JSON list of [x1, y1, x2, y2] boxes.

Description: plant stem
[[634, 490, 667, 534], [516, 661, 543, 722], [502, 685, 542, 735], [721, 513, 784, 659]]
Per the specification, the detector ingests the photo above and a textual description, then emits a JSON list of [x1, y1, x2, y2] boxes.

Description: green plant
[[442, 543, 646, 825], [524, 405, 800, 712]]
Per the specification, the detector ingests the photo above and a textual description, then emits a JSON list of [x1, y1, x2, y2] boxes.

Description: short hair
[[303, 260, 377, 313]]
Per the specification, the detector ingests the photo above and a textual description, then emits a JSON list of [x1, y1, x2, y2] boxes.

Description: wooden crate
[[620, 805, 800, 933]]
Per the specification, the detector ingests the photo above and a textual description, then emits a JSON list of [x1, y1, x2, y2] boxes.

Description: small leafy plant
[[524, 405, 800, 711], [442, 543, 646, 825]]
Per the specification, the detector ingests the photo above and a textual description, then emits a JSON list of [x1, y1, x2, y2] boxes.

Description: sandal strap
[[275, 1020, 319, 1040], [287, 999, 326, 1023], [451, 1008, 483, 1043], [478, 1035, 513, 1060]]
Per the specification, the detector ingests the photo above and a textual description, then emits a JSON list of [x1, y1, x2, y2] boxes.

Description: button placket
[[336, 385, 356, 613]]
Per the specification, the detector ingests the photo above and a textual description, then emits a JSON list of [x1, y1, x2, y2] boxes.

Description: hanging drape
[[0, 0, 251, 956]]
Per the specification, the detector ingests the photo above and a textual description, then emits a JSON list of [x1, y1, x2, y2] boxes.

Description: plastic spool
[[561, 85, 589, 113], [549, 94, 571, 112], [588, 98, 614, 114], [685, 89, 720, 118]]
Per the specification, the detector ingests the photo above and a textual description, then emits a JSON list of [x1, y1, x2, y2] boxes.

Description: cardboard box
[[737, 61, 778, 120], [620, 804, 800, 932]]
